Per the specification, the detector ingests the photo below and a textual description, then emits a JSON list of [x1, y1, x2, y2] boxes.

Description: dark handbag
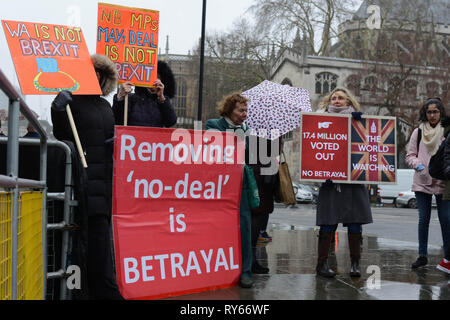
[[276, 153, 296, 205], [428, 139, 446, 180], [244, 164, 260, 209]]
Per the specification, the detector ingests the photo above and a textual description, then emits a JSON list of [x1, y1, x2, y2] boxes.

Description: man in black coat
[[112, 60, 177, 128], [51, 54, 123, 300]]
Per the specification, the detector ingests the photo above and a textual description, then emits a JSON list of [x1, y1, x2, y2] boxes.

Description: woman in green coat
[[205, 92, 254, 288]]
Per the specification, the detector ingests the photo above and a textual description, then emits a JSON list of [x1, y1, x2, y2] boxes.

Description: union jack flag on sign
[[350, 118, 396, 183]]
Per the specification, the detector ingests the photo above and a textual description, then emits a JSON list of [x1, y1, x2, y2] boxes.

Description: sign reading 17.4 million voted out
[[300, 112, 397, 184], [113, 127, 245, 299]]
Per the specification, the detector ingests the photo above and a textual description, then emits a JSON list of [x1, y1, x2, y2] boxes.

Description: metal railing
[[0, 67, 79, 300], [0, 136, 76, 300]]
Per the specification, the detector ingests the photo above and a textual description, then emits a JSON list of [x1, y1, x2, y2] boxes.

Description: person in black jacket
[[112, 60, 177, 127], [51, 54, 123, 300], [438, 115, 450, 274]]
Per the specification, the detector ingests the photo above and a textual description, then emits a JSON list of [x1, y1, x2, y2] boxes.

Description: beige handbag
[[277, 153, 296, 205]]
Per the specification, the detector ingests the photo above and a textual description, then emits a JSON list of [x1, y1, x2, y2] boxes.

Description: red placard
[[113, 127, 245, 300], [300, 113, 349, 181]]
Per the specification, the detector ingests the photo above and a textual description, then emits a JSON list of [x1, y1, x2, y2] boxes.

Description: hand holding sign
[[52, 90, 73, 111], [153, 79, 166, 103], [117, 82, 133, 100], [117, 82, 133, 126], [51, 91, 88, 168]]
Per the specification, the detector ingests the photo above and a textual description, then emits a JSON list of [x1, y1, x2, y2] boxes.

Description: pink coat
[[405, 128, 445, 194]]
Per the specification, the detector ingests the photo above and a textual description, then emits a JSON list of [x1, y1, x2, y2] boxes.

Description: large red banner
[[113, 127, 245, 299]]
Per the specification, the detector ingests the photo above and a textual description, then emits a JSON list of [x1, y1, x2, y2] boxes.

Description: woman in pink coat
[[405, 98, 448, 269]]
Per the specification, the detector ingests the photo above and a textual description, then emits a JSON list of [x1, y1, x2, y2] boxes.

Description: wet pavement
[[168, 225, 450, 300]]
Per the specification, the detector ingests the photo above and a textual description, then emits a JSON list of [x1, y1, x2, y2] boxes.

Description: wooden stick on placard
[[124, 94, 128, 126], [66, 104, 88, 168]]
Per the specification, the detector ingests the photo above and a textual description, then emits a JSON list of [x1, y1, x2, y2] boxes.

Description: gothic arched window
[[281, 78, 293, 86], [347, 75, 361, 96], [315, 72, 338, 94], [174, 78, 187, 118], [426, 81, 439, 98], [404, 79, 418, 97]]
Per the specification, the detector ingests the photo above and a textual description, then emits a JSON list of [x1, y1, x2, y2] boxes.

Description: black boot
[[348, 233, 361, 277], [316, 231, 336, 278], [316, 260, 336, 278], [411, 256, 428, 269], [252, 262, 269, 274], [349, 260, 361, 277]]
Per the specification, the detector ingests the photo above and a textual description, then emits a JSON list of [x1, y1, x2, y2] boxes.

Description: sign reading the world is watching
[[300, 112, 397, 184]]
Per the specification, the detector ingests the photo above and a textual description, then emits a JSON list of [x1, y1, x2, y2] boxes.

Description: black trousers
[[251, 212, 271, 247], [87, 215, 124, 300]]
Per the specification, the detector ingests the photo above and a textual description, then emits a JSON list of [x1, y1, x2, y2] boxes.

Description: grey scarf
[[327, 105, 355, 114]]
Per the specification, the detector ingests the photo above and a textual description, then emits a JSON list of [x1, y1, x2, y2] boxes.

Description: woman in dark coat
[[205, 92, 254, 288], [249, 136, 281, 274], [315, 87, 373, 278], [51, 54, 123, 299], [112, 60, 177, 127], [437, 115, 450, 274]]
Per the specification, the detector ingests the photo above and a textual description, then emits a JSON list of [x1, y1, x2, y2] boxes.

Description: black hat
[[157, 60, 176, 99]]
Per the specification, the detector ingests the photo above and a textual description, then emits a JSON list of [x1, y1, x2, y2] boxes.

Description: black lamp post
[[197, 0, 206, 122]]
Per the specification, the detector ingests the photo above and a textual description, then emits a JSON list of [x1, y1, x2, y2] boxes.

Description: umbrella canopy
[[242, 80, 311, 140]]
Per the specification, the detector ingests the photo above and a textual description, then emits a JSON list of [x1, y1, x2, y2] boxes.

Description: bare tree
[[189, 18, 287, 122], [249, 0, 362, 56], [340, 0, 450, 166]]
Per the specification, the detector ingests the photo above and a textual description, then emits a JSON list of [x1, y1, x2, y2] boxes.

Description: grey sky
[[0, 0, 255, 121]]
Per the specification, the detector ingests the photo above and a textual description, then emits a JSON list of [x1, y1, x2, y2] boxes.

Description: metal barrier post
[[54, 141, 73, 300], [40, 137, 48, 298], [1, 67, 49, 300], [7, 98, 20, 300]]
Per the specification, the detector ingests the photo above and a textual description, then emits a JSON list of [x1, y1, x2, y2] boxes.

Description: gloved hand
[[351, 112, 362, 121], [415, 164, 425, 171], [323, 179, 333, 186], [52, 90, 73, 112]]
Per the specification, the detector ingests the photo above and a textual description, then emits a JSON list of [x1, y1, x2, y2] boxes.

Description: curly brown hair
[[217, 92, 248, 117]]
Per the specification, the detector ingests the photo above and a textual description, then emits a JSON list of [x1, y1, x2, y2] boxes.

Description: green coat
[[205, 117, 253, 279], [205, 117, 251, 188]]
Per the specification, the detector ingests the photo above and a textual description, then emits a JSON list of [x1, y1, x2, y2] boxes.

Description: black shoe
[[238, 277, 254, 288], [349, 260, 361, 277], [316, 260, 336, 278], [252, 263, 269, 274], [412, 256, 428, 269]]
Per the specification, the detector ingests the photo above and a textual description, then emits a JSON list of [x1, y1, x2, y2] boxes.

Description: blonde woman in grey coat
[[315, 87, 373, 278]]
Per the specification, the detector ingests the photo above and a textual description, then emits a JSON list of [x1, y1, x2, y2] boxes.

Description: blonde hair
[[217, 92, 248, 117], [317, 87, 360, 111]]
